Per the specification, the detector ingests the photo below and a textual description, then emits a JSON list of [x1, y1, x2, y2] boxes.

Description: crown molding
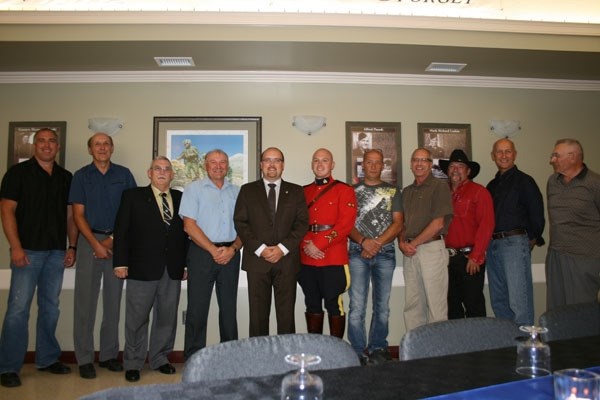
[[1, 70, 599, 91]]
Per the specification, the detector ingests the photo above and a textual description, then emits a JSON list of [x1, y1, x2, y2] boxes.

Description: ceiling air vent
[[425, 62, 467, 73], [154, 57, 195, 67]]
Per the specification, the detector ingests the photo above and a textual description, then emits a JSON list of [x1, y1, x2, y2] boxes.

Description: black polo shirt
[[0, 158, 72, 250]]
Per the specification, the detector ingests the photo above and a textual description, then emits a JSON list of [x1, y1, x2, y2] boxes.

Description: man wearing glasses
[[546, 138, 600, 309], [398, 148, 453, 331], [486, 138, 545, 326], [234, 147, 308, 337], [113, 156, 188, 382]]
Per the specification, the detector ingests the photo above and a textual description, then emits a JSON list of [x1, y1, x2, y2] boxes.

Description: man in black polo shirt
[[0, 128, 78, 388], [486, 138, 545, 326]]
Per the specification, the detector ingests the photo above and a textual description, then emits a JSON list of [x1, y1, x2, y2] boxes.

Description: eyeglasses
[[151, 166, 172, 173], [549, 152, 573, 159], [411, 157, 433, 163], [262, 158, 284, 164]]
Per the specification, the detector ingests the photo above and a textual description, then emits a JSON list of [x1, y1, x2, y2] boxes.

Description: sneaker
[[368, 349, 393, 365], [1, 372, 21, 388]]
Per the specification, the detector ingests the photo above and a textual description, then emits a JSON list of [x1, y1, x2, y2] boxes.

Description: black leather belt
[[92, 229, 113, 235], [214, 241, 234, 247], [407, 235, 443, 244], [492, 228, 527, 240], [447, 246, 473, 257], [309, 224, 333, 233]]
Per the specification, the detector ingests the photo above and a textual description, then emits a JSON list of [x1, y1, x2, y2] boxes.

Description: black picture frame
[[417, 123, 472, 179], [7, 121, 67, 168], [153, 116, 262, 190]]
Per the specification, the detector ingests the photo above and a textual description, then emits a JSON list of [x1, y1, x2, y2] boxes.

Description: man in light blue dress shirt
[[179, 149, 242, 360]]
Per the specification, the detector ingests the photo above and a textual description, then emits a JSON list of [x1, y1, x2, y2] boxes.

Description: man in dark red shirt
[[440, 150, 494, 319]]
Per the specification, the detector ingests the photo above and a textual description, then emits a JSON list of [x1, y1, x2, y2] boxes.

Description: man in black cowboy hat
[[440, 149, 495, 319]]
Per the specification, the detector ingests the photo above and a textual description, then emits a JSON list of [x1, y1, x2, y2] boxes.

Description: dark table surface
[[81, 335, 600, 400]]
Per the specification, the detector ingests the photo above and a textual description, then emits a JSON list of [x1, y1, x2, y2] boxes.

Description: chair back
[[399, 317, 521, 361], [539, 302, 600, 342], [182, 333, 360, 383]]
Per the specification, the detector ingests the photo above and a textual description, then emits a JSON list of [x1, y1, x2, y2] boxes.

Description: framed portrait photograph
[[7, 121, 67, 168], [417, 123, 472, 179], [346, 121, 402, 187], [153, 116, 262, 191]]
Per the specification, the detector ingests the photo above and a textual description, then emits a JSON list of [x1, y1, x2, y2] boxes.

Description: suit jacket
[[113, 185, 188, 281], [234, 179, 308, 273]]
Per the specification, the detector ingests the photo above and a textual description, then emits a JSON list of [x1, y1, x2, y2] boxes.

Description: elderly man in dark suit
[[234, 147, 309, 337], [113, 156, 188, 382]]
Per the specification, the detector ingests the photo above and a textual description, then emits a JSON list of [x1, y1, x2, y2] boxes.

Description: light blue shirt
[[179, 177, 240, 242]]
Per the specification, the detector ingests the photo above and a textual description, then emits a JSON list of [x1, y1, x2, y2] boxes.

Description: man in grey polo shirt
[[398, 148, 453, 331], [546, 138, 600, 309]]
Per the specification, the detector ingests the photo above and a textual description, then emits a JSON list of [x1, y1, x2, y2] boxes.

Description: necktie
[[161, 192, 172, 227], [268, 183, 276, 221]]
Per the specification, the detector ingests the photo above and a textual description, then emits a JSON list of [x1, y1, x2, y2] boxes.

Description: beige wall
[[1, 81, 599, 350]]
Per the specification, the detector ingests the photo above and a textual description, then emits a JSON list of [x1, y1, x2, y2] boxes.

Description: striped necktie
[[161, 192, 172, 227]]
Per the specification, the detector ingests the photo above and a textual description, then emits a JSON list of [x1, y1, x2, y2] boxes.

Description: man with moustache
[[113, 156, 187, 382], [69, 132, 137, 379], [440, 150, 494, 319], [546, 138, 600, 309], [348, 149, 403, 365], [234, 147, 308, 337], [487, 138, 545, 326], [180, 149, 242, 359], [299, 148, 356, 338], [398, 148, 453, 331], [0, 128, 78, 388]]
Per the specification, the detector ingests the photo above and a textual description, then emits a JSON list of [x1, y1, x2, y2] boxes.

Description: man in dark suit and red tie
[[234, 147, 309, 337], [112, 156, 188, 382]]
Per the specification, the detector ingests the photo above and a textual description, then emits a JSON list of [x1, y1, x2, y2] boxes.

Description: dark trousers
[[184, 243, 240, 360], [447, 254, 486, 319], [246, 264, 298, 337], [298, 264, 349, 316]]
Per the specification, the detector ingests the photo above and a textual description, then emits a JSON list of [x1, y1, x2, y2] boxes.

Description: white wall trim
[[0, 263, 547, 291], [1, 70, 599, 91]]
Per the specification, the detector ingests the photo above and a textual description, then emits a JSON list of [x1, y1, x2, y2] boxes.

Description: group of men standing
[[1, 129, 599, 388]]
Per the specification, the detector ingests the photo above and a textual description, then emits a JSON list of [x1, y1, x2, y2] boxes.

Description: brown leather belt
[[407, 235, 443, 244], [447, 246, 473, 257], [492, 228, 527, 240], [309, 224, 333, 233]]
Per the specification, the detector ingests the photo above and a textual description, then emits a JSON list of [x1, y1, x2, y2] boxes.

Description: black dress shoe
[[125, 369, 140, 382], [38, 362, 71, 374], [79, 363, 97, 379], [155, 363, 176, 375], [1, 372, 21, 388], [99, 358, 123, 372]]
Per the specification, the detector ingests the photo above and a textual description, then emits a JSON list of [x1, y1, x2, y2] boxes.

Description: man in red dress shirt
[[299, 148, 357, 337], [440, 149, 495, 319]]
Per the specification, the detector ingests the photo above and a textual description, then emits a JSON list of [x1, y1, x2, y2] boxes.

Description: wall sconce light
[[88, 117, 124, 135], [292, 115, 327, 136], [489, 120, 521, 138]]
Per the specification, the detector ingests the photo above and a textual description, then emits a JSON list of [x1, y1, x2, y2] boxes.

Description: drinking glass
[[553, 368, 600, 400], [516, 325, 551, 377], [281, 353, 323, 400]]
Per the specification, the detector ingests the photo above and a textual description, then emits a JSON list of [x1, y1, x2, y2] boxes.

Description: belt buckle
[[310, 225, 317, 233], [447, 248, 457, 257]]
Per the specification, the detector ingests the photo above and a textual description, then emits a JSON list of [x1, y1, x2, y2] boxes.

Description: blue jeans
[[0, 250, 66, 373], [347, 242, 396, 356], [486, 234, 534, 326]]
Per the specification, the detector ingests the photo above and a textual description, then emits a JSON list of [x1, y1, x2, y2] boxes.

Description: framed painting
[[7, 121, 67, 168], [345, 121, 402, 187], [417, 123, 471, 179], [153, 116, 262, 191]]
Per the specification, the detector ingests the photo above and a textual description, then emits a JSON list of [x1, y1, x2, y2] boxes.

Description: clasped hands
[[361, 238, 382, 259], [303, 240, 324, 260], [92, 237, 113, 259]]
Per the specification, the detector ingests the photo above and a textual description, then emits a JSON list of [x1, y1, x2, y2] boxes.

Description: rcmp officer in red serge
[[299, 148, 357, 338], [440, 149, 494, 319]]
